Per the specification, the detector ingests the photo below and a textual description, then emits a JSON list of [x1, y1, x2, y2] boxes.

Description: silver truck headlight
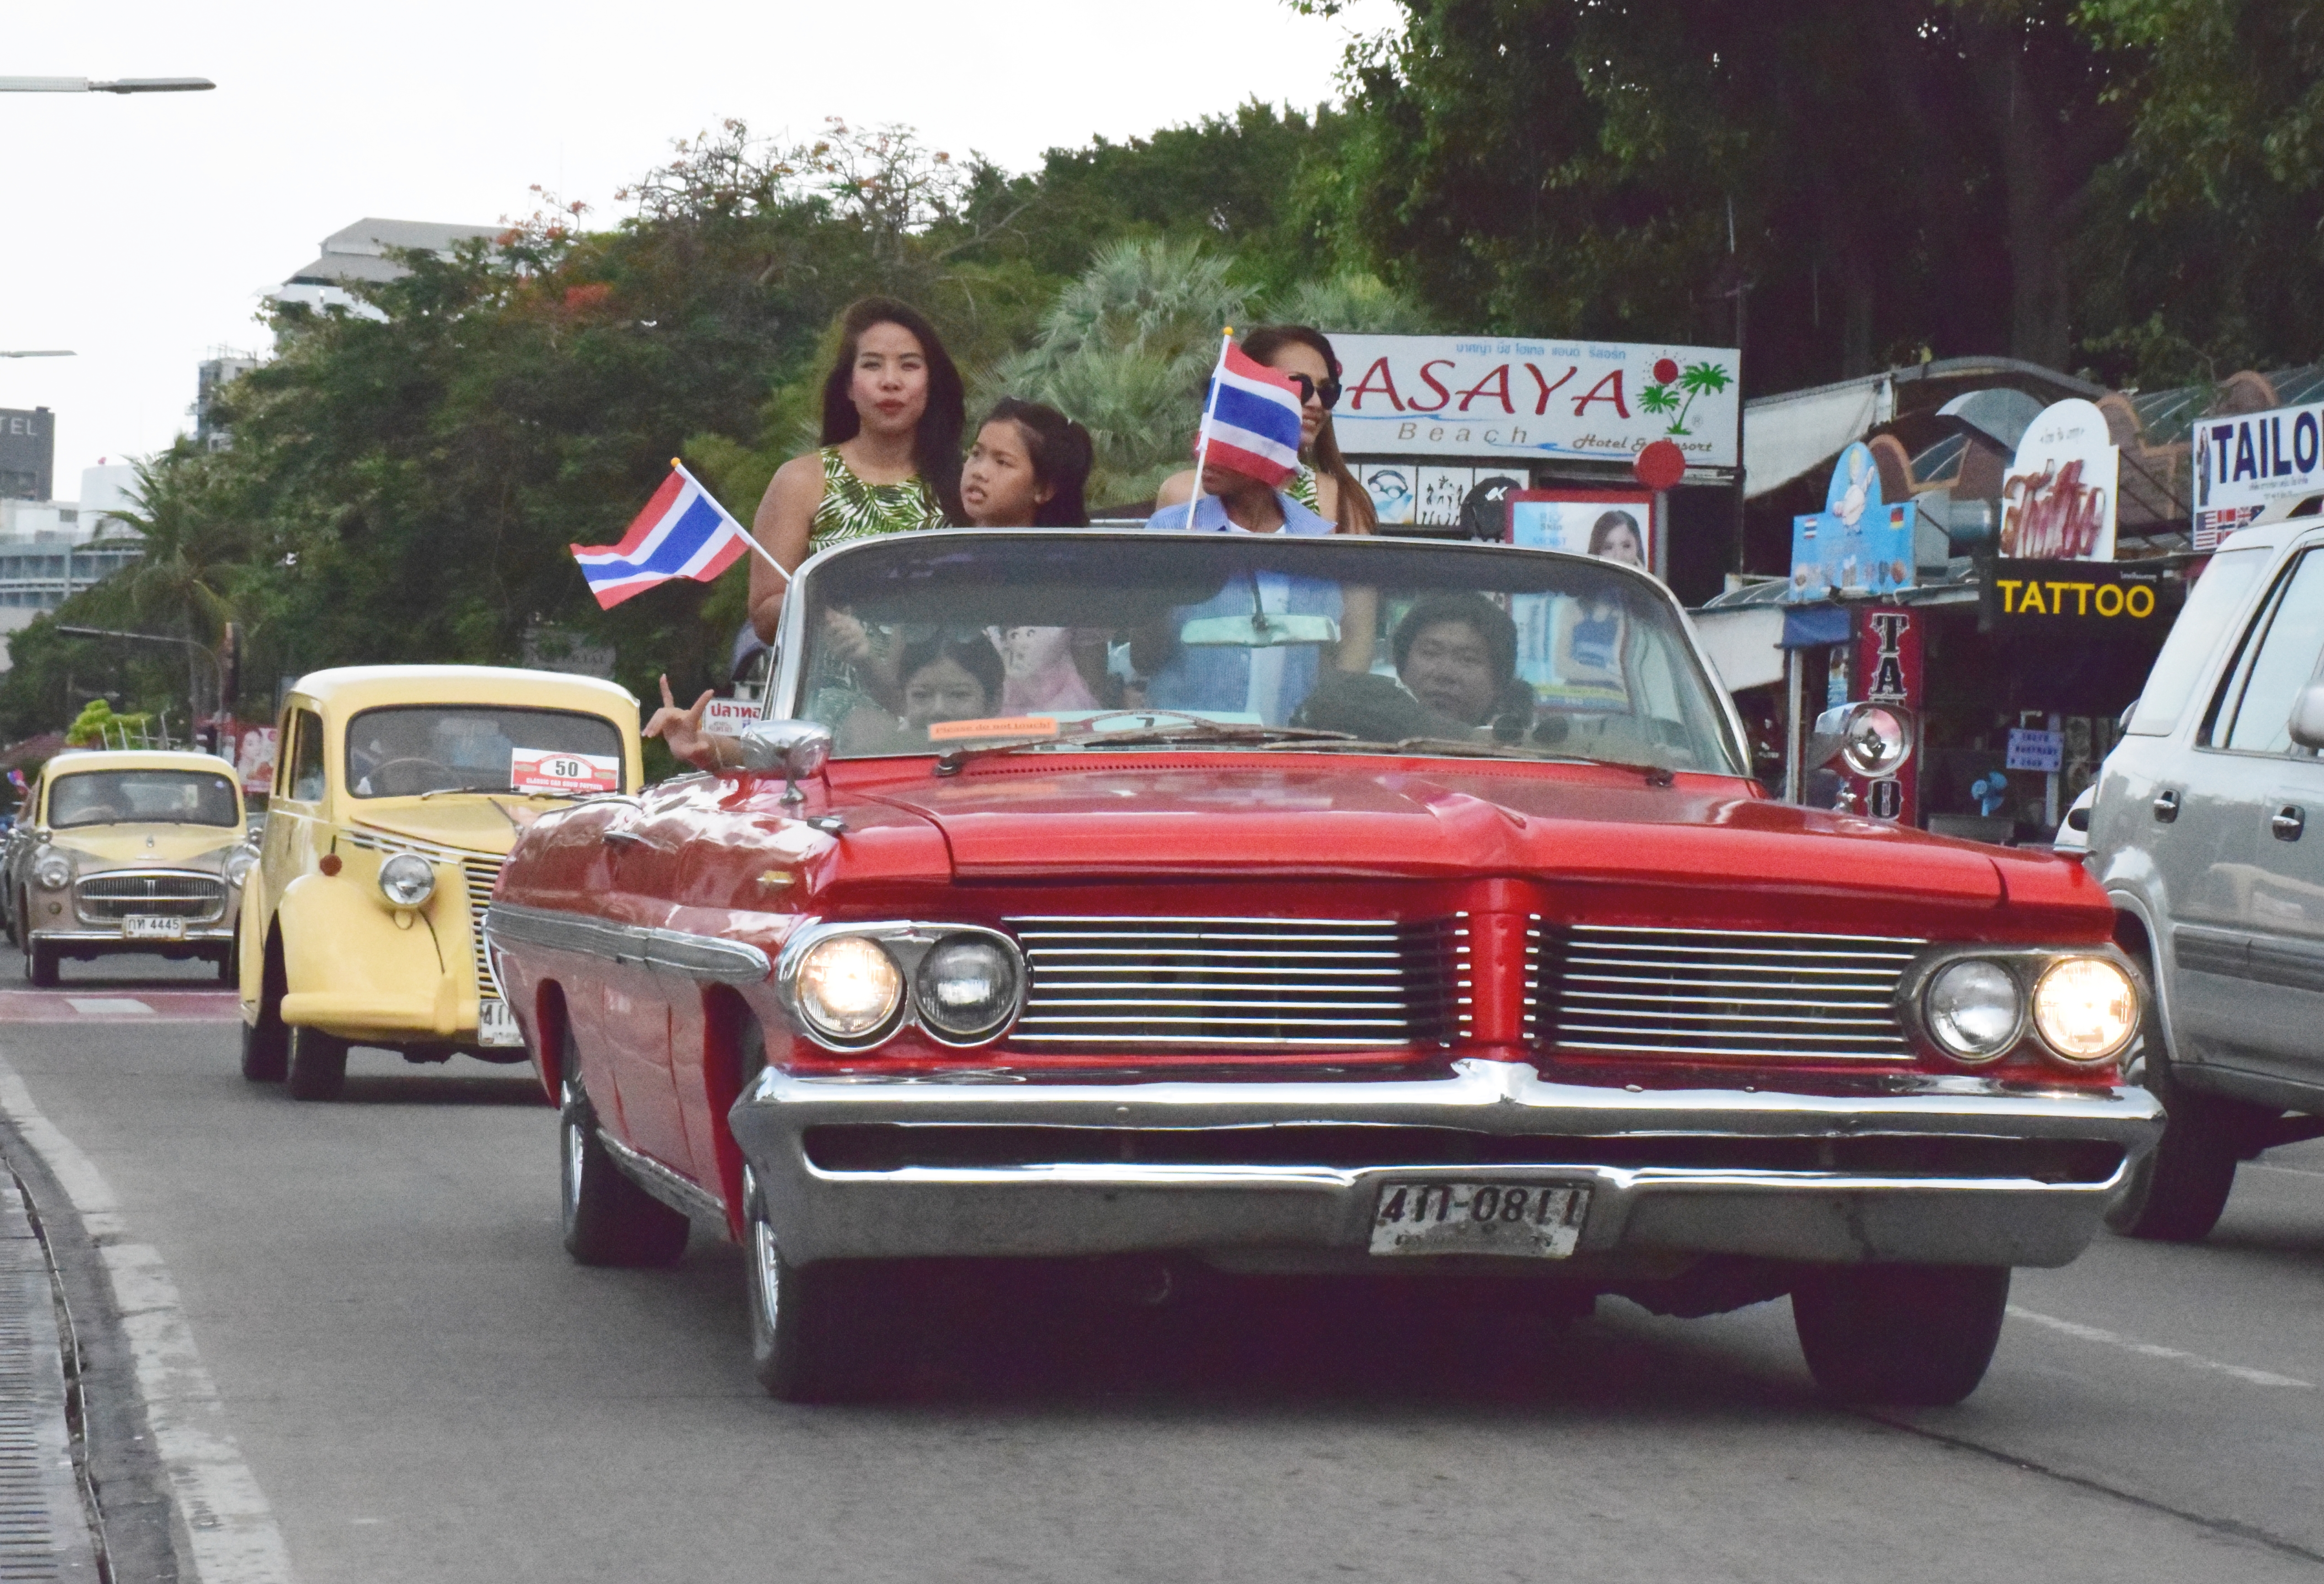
[[795, 936, 903, 1040], [1924, 959, 2022, 1062], [2032, 957, 2137, 1063], [32, 853, 72, 892], [377, 853, 436, 907], [914, 933, 1020, 1043]]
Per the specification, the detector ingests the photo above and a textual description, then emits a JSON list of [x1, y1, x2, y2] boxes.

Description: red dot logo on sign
[[1652, 358, 1680, 385], [1633, 439, 1686, 492]]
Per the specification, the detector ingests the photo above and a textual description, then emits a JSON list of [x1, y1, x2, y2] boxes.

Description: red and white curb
[[0, 991, 238, 1021]]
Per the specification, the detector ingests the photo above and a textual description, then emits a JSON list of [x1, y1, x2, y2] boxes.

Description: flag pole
[[672, 457, 789, 584], [1184, 328, 1234, 529]]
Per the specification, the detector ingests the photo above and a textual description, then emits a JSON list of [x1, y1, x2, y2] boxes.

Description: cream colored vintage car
[[6, 749, 252, 986], [239, 665, 641, 1100]]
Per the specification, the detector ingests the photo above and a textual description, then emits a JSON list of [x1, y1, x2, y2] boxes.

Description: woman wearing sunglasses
[[1154, 324, 1378, 534]]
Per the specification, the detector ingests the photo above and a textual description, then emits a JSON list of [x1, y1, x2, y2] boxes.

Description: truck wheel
[[744, 1177, 874, 1402], [560, 1063, 688, 1268], [2106, 985, 2249, 1243], [1791, 1264, 2010, 1406], [285, 1026, 349, 1101], [25, 942, 57, 989], [240, 936, 289, 1082]]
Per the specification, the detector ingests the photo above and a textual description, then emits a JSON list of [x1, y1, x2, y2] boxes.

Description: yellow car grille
[[460, 856, 506, 1002]]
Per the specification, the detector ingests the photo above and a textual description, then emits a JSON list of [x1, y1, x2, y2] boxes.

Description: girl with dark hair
[[960, 398, 1094, 527], [1155, 324, 1377, 534], [748, 296, 966, 640]]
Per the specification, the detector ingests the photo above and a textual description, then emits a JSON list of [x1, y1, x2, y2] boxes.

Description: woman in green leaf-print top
[[749, 297, 965, 642]]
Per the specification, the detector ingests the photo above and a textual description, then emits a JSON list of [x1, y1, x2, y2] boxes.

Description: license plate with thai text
[[476, 999, 523, 1047], [1369, 1181, 1589, 1258], [121, 915, 186, 941]]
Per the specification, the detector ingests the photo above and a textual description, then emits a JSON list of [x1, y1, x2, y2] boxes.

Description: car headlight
[[794, 936, 904, 1041], [914, 933, 1021, 1043], [32, 853, 72, 892], [377, 853, 436, 908], [2032, 957, 2138, 1063], [222, 848, 257, 888], [1924, 959, 2023, 1062]]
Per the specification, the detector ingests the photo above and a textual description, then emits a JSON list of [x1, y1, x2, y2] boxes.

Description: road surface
[[2, 947, 2321, 1582]]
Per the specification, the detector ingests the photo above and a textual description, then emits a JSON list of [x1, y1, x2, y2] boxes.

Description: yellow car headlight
[[2032, 957, 2138, 1063], [794, 936, 903, 1041]]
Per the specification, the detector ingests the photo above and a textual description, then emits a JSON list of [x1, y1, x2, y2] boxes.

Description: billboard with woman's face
[[1504, 490, 1657, 574]]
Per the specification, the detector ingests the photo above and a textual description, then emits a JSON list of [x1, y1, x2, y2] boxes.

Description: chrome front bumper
[[731, 1059, 2164, 1272], [30, 927, 235, 949]]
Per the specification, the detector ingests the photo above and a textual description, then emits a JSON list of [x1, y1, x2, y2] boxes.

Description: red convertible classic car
[[485, 529, 2160, 1403]]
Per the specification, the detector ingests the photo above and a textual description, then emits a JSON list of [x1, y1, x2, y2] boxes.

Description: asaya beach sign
[[1329, 335, 1740, 470]]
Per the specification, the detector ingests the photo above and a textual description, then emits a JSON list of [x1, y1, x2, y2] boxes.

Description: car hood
[[862, 758, 2010, 906], [44, 824, 244, 868], [350, 797, 551, 856]]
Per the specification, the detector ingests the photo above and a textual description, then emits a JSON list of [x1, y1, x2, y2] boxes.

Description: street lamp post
[[0, 77, 214, 95]]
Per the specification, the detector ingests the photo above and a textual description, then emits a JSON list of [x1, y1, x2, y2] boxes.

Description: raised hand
[[644, 675, 718, 769]]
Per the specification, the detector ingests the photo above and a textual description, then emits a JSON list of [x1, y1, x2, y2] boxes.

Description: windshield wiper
[[415, 783, 591, 800], [1252, 736, 1680, 785], [932, 714, 1356, 776]]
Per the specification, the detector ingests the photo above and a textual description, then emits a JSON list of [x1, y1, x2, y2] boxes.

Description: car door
[[2190, 540, 2324, 1088], [586, 794, 696, 1180]]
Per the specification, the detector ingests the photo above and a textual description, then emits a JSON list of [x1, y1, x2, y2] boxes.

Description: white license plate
[[476, 999, 523, 1047], [1369, 1182, 1589, 1259], [121, 915, 186, 941]]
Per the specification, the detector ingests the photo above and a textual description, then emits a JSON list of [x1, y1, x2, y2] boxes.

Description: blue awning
[[1780, 605, 1852, 649]]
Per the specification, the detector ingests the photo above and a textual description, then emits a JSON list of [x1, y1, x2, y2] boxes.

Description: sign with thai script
[[2005, 728, 2064, 773], [1329, 335, 1740, 470], [1979, 558, 2174, 632], [2000, 399, 2118, 561], [510, 748, 620, 794], [2192, 400, 2324, 547], [701, 699, 758, 735]]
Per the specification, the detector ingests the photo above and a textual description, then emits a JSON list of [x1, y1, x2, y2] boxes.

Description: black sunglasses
[[1285, 372, 1343, 410]]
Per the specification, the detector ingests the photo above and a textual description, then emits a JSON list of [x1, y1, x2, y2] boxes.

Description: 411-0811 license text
[[1368, 1182, 1590, 1259]]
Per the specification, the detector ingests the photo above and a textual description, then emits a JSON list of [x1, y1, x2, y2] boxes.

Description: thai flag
[[1197, 340, 1306, 489], [570, 461, 756, 609]]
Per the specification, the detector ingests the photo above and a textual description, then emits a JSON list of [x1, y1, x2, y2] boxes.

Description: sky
[[3, 0, 1396, 498]]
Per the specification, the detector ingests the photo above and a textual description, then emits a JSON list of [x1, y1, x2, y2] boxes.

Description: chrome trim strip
[[482, 901, 771, 985], [597, 1128, 723, 1222]]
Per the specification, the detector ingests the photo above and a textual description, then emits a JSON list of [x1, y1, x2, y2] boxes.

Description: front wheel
[[240, 935, 289, 1082], [285, 1026, 349, 1101], [559, 1070, 688, 1268], [744, 1180, 876, 1402], [2107, 1032, 2253, 1242], [1791, 1264, 2010, 1406]]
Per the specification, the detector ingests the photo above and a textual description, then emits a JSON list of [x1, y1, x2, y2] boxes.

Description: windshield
[[344, 707, 627, 797], [784, 531, 1743, 774], [49, 770, 239, 829]]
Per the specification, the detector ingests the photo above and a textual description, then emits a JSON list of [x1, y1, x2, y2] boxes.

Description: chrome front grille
[[74, 871, 226, 923], [1536, 924, 1923, 1061], [1007, 916, 1463, 1050], [460, 856, 506, 1001]]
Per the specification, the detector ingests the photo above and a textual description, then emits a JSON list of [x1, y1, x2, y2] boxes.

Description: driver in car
[[1295, 593, 1533, 743]]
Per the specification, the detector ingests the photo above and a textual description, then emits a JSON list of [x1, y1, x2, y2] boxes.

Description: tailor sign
[[1979, 558, 2174, 634], [1330, 335, 1740, 470], [2191, 399, 2324, 550]]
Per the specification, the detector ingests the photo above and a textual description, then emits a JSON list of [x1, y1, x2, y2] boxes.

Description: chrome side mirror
[[2290, 683, 2324, 752], [1809, 702, 1915, 778], [736, 720, 833, 807]]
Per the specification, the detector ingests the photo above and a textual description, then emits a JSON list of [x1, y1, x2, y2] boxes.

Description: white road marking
[[2009, 1305, 2315, 1390], [64, 998, 151, 1015], [0, 1057, 293, 1584]]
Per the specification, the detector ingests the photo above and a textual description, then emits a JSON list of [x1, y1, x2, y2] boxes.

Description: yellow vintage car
[[6, 749, 252, 986], [239, 665, 642, 1100]]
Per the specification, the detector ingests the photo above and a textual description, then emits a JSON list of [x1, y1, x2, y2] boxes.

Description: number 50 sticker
[[511, 748, 621, 794]]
